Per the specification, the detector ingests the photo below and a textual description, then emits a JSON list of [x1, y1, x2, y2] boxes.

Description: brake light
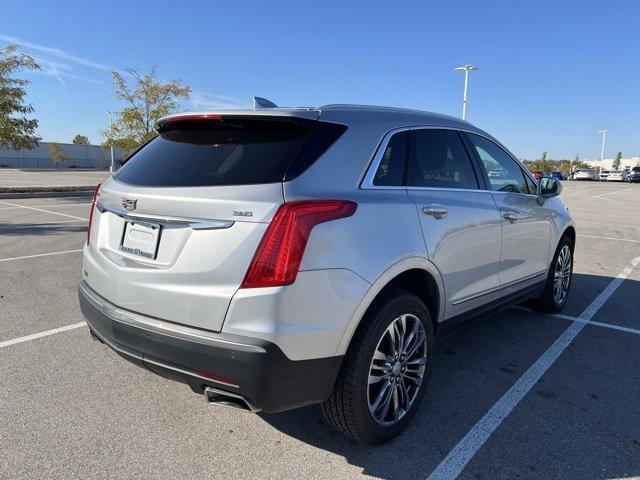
[[240, 200, 357, 288], [86, 183, 101, 245], [158, 114, 222, 128]]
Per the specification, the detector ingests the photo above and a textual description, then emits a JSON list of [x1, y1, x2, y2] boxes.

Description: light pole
[[454, 64, 479, 120], [107, 111, 116, 172], [597, 130, 608, 177]]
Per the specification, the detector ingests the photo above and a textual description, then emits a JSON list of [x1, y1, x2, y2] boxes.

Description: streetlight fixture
[[106, 111, 117, 172], [597, 130, 608, 177], [454, 64, 479, 120]]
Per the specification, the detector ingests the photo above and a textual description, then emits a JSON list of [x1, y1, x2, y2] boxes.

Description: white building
[[0, 142, 124, 169], [584, 156, 640, 171]]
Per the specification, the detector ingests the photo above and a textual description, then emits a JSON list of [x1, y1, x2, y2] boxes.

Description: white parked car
[[607, 170, 627, 181], [599, 170, 611, 181], [573, 169, 596, 181], [78, 102, 575, 444]]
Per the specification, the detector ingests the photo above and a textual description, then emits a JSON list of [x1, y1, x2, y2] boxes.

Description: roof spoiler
[[252, 96, 278, 109]]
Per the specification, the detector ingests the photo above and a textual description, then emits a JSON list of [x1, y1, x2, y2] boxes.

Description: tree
[[103, 67, 191, 153], [612, 151, 622, 170], [570, 154, 580, 173], [522, 156, 590, 175], [72, 134, 90, 145], [0, 44, 40, 150], [49, 142, 72, 168], [525, 151, 554, 173]]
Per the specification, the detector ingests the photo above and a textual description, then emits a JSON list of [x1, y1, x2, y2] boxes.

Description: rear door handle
[[422, 205, 448, 219], [503, 212, 523, 222]]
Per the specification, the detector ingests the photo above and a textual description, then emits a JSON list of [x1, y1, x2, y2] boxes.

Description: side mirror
[[537, 176, 562, 204]]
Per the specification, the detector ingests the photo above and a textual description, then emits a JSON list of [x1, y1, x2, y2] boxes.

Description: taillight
[[240, 200, 357, 288], [86, 183, 101, 245]]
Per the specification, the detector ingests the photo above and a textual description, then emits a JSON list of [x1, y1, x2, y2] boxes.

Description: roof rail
[[252, 97, 278, 109]]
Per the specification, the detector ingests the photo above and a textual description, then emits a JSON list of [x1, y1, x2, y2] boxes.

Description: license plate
[[119, 220, 162, 259]]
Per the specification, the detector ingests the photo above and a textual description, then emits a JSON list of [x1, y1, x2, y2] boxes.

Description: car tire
[[320, 289, 435, 444], [533, 235, 574, 313]]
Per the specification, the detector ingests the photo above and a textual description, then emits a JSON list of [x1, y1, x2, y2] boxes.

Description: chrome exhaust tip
[[203, 387, 259, 413]]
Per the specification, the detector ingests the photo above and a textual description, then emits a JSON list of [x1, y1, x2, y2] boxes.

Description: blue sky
[[1, 0, 638, 160]]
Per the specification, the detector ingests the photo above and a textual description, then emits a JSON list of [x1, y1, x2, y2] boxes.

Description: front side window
[[523, 171, 537, 194], [373, 131, 408, 186], [407, 129, 478, 189], [467, 134, 529, 194]]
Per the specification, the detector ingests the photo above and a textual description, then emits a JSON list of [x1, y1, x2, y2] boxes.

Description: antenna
[[252, 97, 278, 109]]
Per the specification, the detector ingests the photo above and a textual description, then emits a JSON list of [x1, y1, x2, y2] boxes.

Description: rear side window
[[373, 131, 408, 186], [115, 118, 345, 187], [407, 129, 479, 189]]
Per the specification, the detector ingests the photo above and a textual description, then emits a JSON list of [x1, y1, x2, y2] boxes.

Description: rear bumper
[[77, 280, 342, 413]]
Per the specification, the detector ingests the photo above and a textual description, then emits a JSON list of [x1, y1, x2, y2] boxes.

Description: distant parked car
[[550, 171, 567, 181], [573, 169, 596, 181], [598, 170, 611, 181], [607, 170, 627, 182], [532, 171, 543, 180], [628, 167, 640, 183]]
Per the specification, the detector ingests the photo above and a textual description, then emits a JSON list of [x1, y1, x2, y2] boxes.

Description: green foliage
[[102, 66, 191, 153], [612, 151, 622, 170], [524, 151, 554, 173], [522, 153, 591, 175], [72, 134, 90, 145], [0, 44, 40, 150], [48, 142, 72, 168]]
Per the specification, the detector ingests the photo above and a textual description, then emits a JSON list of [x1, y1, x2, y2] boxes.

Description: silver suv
[[78, 103, 574, 444]]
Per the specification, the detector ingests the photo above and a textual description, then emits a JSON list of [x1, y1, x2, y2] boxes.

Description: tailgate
[[83, 180, 282, 332]]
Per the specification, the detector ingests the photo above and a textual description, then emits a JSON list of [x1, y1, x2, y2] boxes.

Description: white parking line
[[427, 255, 640, 480], [0, 219, 87, 230], [0, 322, 86, 349], [554, 314, 640, 336], [0, 201, 86, 220], [515, 307, 640, 337], [591, 187, 636, 199], [0, 249, 82, 263], [0, 202, 89, 210], [578, 235, 640, 244]]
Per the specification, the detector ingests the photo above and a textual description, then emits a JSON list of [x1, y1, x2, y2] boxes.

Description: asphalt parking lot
[[1, 182, 639, 480]]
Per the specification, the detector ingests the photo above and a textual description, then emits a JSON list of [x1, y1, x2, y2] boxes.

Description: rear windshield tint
[[115, 118, 344, 187]]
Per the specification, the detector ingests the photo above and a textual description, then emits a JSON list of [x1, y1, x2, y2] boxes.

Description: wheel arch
[[562, 225, 576, 246], [336, 257, 445, 356]]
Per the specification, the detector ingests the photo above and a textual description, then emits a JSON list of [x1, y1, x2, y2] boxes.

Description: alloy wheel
[[367, 314, 428, 426], [553, 245, 572, 305]]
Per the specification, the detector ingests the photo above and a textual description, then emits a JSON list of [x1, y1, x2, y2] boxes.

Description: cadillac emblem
[[121, 198, 137, 211]]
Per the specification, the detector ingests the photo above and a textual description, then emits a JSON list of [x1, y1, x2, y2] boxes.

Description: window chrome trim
[[360, 126, 411, 190], [360, 125, 511, 193], [462, 130, 539, 195]]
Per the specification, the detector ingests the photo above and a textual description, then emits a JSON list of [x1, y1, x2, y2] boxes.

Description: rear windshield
[[115, 118, 344, 187]]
